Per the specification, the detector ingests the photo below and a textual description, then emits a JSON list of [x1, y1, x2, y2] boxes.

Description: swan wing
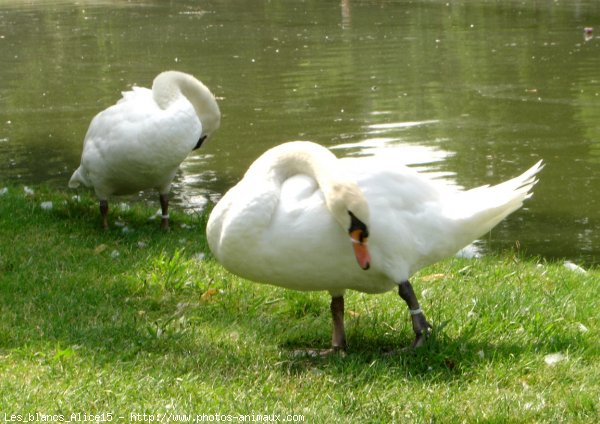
[[342, 157, 543, 279], [208, 170, 395, 294], [77, 88, 202, 196]]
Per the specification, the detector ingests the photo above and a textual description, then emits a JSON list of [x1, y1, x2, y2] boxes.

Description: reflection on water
[[1, 0, 600, 265], [331, 119, 455, 181]]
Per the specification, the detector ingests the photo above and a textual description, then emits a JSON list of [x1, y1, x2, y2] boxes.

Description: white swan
[[69, 71, 221, 229], [207, 141, 543, 351]]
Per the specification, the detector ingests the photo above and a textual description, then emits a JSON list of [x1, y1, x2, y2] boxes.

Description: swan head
[[349, 211, 371, 270], [327, 181, 371, 270], [196, 98, 221, 142]]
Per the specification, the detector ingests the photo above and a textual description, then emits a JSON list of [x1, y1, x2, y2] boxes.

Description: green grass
[[0, 183, 598, 422]]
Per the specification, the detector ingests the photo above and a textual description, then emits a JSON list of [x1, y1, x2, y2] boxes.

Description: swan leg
[[290, 295, 346, 358], [330, 295, 346, 351], [99, 200, 109, 230], [159, 193, 169, 230], [398, 280, 432, 348]]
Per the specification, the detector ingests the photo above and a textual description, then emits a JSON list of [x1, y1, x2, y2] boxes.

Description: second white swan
[[69, 71, 221, 229]]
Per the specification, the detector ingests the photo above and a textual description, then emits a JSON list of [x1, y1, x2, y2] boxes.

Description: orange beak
[[350, 229, 371, 270]]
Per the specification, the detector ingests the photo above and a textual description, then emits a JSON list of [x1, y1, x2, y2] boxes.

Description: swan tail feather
[[448, 160, 544, 243], [68, 166, 89, 189]]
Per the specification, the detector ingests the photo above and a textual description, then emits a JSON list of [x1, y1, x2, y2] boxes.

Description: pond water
[[1, 0, 599, 266]]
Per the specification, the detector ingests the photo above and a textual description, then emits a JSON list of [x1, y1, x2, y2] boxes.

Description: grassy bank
[[0, 184, 598, 422]]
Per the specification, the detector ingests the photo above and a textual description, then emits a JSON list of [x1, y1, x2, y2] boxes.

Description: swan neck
[[269, 145, 339, 196], [152, 71, 221, 134], [261, 143, 367, 229]]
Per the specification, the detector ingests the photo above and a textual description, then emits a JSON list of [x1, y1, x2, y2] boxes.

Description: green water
[[1, 0, 599, 265]]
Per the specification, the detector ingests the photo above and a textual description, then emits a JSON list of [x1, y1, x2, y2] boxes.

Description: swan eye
[[194, 135, 208, 150], [348, 211, 369, 240]]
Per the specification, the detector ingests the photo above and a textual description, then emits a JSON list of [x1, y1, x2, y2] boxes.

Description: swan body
[[69, 71, 220, 228], [207, 141, 543, 351]]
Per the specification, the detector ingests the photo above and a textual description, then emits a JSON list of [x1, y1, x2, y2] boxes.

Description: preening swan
[[207, 141, 543, 351], [69, 71, 221, 229]]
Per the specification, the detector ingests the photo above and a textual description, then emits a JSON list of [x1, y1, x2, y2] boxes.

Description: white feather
[[207, 142, 543, 295]]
